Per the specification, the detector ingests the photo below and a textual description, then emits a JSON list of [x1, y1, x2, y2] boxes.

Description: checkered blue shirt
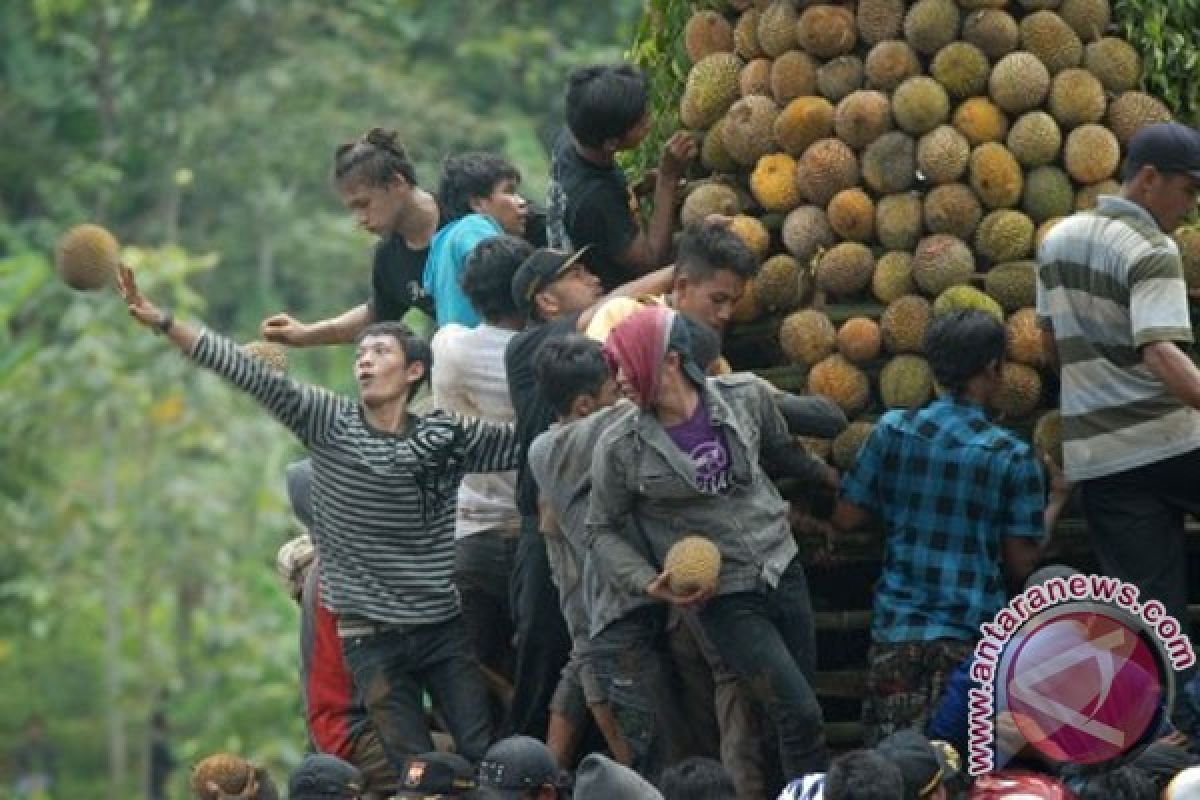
[[841, 395, 1045, 643]]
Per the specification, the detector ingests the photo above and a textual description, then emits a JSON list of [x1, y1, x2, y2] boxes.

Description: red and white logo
[[1000, 606, 1166, 765]]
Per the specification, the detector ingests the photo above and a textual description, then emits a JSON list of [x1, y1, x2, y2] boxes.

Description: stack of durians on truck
[[667, 0, 1198, 476]]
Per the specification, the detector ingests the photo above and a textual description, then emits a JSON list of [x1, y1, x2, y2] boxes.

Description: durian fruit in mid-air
[[664, 535, 722, 595], [55, 223, 121, 290], [241, 341, 288, 372]]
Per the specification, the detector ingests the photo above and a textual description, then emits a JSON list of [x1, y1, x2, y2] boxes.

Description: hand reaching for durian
[[645, 570, 713, 608], [117, 264, 165, 330], [117, 264, 200, 350]]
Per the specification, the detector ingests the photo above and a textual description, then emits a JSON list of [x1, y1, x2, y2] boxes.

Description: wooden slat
[[814, 610, 873, 632], [813, 669, 868, 699], [824, 721, 864, 746]]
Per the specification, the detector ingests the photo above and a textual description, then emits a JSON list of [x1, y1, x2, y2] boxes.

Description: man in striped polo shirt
[[118, 266, 518, 765], [1037, 122, 1200, 685]]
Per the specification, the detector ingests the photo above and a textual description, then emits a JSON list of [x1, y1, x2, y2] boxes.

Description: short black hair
[[676, 223, 760, 282], [1131, 742, 1200, 794], [824, 750, 905, 800], [462, 235, 532, 323], [355, 321, 433, 391], [1076, 766, 1158, 800], [923, 309, 1006, 396], [656, 757, 736, 800], [533, 334, 611, 417], [680, 314, 722, 373], [438, 152, 521, 223], [333, 128, 418, 189], [565, 64, 650, 149]]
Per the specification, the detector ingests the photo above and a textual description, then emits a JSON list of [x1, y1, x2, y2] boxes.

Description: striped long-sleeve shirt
[[190, 331, 519, 625]]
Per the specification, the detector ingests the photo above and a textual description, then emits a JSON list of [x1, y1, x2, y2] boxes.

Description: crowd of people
[[110, 60, 1200, 800]]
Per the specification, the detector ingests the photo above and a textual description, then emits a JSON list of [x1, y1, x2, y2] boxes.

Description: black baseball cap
[[395, 752, 476, 798], [287, 754, 362, 800], [476, 736, 563, 799], [1124, 122, 1200, 180], [511, 246, 592, 316]]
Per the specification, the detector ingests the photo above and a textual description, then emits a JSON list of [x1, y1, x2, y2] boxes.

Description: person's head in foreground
[[287, 753, 362, 800], [966, 770, 1075, 799], [475, 736, 563, 800], [395, 751, 478, 799], [875, 730, 960, 800], [1073, 764, 1156, 800], [824, 749, 905, 800], [192, 753, 280, 800], [1165, 765, 1200, 800], [573, 753, 663, 799], [656, 756, 736, 800]]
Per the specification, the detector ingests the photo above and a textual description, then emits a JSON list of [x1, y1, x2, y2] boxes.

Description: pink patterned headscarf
[[603, 305, 676, 409]]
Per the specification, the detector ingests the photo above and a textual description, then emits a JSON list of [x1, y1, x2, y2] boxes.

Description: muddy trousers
[[341, 616, 492, 765], [696, 557, 829, 779]]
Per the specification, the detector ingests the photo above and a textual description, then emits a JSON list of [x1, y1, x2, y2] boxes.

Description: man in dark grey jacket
[[586, 305, 835, 780]]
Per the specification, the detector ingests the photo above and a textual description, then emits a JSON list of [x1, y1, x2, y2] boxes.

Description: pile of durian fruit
[[675, 0, 1200, 468]]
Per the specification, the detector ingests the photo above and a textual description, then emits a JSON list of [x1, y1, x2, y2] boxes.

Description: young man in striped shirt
[[1037, 122, 1200, 695], [118, 267, 518, 765]]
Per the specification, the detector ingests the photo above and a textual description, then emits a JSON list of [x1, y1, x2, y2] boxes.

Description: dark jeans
[[590, 606, 688, 780], [1082, 447, 1200, 691], [341, 616, 492, 764], [455, 531, 518, 681], [505, 514, 572, 738], [697, 556, 829, 778]]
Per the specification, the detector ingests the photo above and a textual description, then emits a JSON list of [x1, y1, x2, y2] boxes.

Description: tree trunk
[[93, 4, 119, 221]]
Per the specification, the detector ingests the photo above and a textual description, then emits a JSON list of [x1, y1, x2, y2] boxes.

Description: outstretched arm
[[119, 265, 343, 446], [754, 380, 839, 490], [260, 303, 372, 347], [119, 264, 202, 352]]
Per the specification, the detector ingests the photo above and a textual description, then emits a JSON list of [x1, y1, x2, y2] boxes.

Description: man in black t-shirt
[[502, 247, 675, 740], [546, 64, 697, 292], [370, 231, 436, 324], [262, 128, 441, 346]]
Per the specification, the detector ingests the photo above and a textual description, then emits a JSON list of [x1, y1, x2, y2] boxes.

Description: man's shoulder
[[594, 400, 641, 446], [528, 426, 557, 476], [431, 323, 470, 353], [709, 372, 773, 406], [711, 372, 767, 391]]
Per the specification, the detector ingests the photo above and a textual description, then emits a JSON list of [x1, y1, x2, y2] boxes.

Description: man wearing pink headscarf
[[586, 305, 838, 784]]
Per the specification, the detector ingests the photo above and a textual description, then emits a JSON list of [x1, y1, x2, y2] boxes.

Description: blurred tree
[[0, 1, 643, 798]]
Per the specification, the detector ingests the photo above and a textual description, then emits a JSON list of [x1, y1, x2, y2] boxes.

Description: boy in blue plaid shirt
[[832, 310, 1060, 745]]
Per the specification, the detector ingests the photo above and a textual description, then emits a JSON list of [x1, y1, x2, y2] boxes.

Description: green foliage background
[[0, 2, 640, 798]]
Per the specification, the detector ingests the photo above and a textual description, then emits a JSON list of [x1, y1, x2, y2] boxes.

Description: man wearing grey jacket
[[586, 305, 835, 781], [528, 334, 688, 777]]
